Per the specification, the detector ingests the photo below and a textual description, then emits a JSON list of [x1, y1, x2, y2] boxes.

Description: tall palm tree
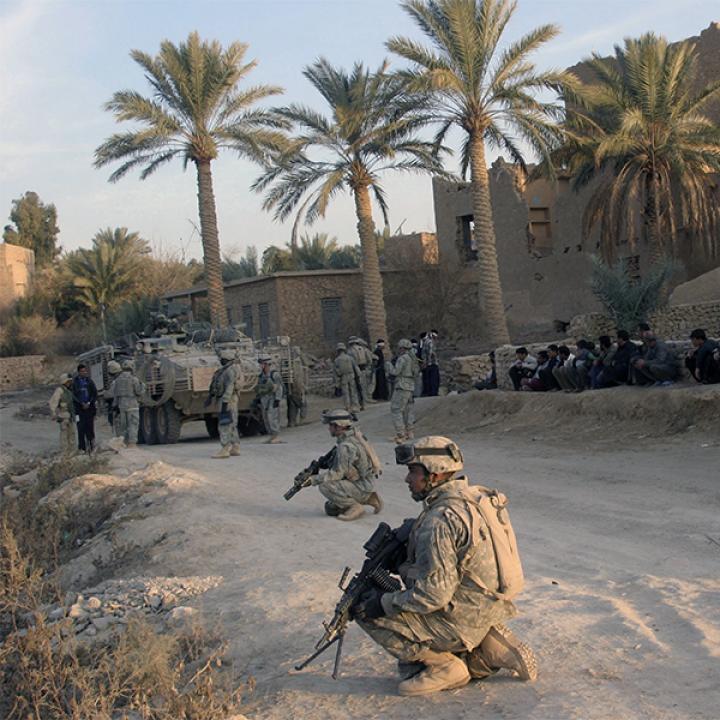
[[388, 0, 570, 345], [94, 32, 287, 326], [254, 58, 448, 343], [68, 227, 148, 337], [294, 233, 339, 269], [561, 33, 720, 264]]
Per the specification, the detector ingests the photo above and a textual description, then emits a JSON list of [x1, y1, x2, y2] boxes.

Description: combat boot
[[337, 504, 365, 522], [212, 446, 231, 459], [230, 443, 241, 456], [397, 661, 424, 680], [265, 435, 283, 444], [365, 492, 383, 514], [477, 624, 538, 681], [397, 651, 470, 696]]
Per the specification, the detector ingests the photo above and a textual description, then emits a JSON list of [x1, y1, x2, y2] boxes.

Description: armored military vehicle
[[78, 328, 300, 445]]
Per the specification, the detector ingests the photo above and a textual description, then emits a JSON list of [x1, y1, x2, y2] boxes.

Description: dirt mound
[[415, 384, 720, 441]]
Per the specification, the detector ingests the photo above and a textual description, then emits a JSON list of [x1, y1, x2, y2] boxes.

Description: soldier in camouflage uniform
[[111, 360, 145, 447], [256, 354, 283, 443], [49, 373, 76, 455], [310, 409, 383, 521], [353, 436, 537, 696], [213, 349, 242, 459], [348, 337, 374, 410], [389, 338, 420, 443], [334, 343, 360, 414], [105, 360, 123, 439]]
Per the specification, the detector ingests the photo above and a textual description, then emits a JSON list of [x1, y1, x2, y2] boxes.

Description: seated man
[[508, 347, 537, 391], [631, 334, 678, 386], [597, 330, 634, 387], [474, 351, 497, 391], [353, 437, 537, 696], [589, 336, 614, 389], [521, 350, 552, 391], [551, 345, 575, 391], [685, 329, 720, 384]]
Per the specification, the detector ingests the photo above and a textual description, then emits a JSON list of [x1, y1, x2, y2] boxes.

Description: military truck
[[78, 329, 299, 445]]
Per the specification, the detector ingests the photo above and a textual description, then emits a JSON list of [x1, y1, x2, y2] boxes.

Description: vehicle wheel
[[140, 406, 157, 445], [238, 411, 266, 437], [204, 416, 219, 439], [155, 403, 183, 444]]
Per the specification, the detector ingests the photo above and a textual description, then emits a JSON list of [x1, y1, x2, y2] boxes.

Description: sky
[[1, 0, 717, 262]]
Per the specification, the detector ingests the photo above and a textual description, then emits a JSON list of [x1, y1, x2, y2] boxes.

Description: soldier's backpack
[[452, 485, 525, 601], [207, 366, 228, 401], [353, 430, 382, 477]]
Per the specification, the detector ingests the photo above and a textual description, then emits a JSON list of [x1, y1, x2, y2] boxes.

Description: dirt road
[[2, 390, 720, 719]]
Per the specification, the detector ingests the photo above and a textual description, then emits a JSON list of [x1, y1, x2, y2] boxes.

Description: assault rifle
[[283, 447, 337, 501], [294, 518, 414, 678]]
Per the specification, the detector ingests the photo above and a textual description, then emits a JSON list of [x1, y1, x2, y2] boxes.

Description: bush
[[591, 256, 675, 332], [0, 314, 59, 357]]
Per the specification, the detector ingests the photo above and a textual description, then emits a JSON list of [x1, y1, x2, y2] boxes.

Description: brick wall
[[0, 355, 45, 392]]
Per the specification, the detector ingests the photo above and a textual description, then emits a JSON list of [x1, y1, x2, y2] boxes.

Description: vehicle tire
[[140, 406, 158, 445], [238, 411, 267, 437], [155, 403, 183, 444], [204, 416, 219, 439]]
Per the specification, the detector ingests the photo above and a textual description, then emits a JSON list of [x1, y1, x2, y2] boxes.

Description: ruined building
[[433, 22, 720, 338]]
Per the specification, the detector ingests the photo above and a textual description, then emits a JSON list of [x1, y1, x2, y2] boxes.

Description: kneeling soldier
[[311, 409, 383, 521], [353, 436, 537, 695]]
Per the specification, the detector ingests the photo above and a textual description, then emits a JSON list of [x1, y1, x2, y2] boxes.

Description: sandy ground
[[1, 386, 720, 719]]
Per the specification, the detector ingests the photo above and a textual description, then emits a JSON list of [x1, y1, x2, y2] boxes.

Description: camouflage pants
[[118, 408, 139, 444], [318, 478, 372, 511], [57, 419, 76, 455], [338, 375, 359, 413], [366, 366, 376, 398], [219, 405, 240, 448], [357, 600, 512, 662], [390, 388, 415, 435], [260, 395, 281, 436]]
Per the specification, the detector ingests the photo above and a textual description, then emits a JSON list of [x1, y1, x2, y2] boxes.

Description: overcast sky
[[1, 0, 716, 262]]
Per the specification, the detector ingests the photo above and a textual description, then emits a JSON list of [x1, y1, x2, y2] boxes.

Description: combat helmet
[[121, 359, 135, 371], [107, 360, 122, 375], [336, 342, 347, 352], [397, 338, 412, 350], [395, 436, 464, 474], [321, 408, 355, 428], [218, 348, 236, 361], [60, 373, 72, 385]]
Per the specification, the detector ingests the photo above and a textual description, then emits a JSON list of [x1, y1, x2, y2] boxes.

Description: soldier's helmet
[[107, 360, 122, 375], [121, 359, 135, 371], [321, 408, 354, 428], [60, 373, 72, 384], [347, 336, 359, 344], [336, 342, 347, 351], [397, 338, 412, 350], [218, 348, 236, 361], [395, 436, 464, 474], [257, 353, 272, 364]]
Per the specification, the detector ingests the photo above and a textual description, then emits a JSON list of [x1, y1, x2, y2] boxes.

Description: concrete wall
[[0, 243, 35, 311], [0, 354, 44, 392]]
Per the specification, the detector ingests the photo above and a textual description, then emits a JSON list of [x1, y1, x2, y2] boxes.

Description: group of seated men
[[507, 325, 720, 393]]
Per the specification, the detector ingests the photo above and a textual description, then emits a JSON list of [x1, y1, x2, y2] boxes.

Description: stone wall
[[0, 243, 35, 311], [0, 355, 45, 392]]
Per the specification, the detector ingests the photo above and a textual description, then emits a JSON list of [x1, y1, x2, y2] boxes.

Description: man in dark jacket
[[631, 334, 678, 386], [73, 363, 98, 453], [597, 330, 635, 386], [685, 329, 720, 384]]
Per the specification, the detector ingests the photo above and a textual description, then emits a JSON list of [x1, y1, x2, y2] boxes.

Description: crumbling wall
[[0, 355, 45, 392]]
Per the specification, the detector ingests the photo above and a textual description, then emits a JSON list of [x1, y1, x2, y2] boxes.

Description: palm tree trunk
[[646, 171, 663, 265], [195, 159, 227, 326], [354, 185, 388, 343], [468, 132, 510, 346]]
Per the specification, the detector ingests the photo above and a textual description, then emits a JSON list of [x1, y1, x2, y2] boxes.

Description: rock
[[146, 593, 162, 610], [2, 486, 21, 499], [48, 607, 66, 621], [166, 606, 197, 628], [91, 616, 114, 632], [84, 625, 97, 637], [68, 603, 89, 620], [85, 596, 102, 611]]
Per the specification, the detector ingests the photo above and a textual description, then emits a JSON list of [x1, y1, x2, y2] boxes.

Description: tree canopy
[[3, 191, 60, 267]]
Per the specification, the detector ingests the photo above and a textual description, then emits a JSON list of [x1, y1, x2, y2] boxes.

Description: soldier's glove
[[273, 399, 280, 408], [351, 588, 386, 621]]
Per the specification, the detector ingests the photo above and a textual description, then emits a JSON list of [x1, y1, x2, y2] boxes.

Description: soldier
[[334, 343, 360, 415], [212, 349, 242, 459], [105, 360, 123, 439], [286, 350, 308, 428], [389, 338, 420, 443], [310, 409, 383, 521], [256, 354, 283, 444], [352, 436, 537, 696], [349, 337, 375, 408], [112, 359, 145, 447], [48, 373, 76, 455]]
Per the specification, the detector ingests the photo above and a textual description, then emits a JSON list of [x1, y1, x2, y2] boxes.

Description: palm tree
[[388, 0, 570, 345], [94, 32, 287, 326], [67, 227, 148, 338], [561, 33, 720, 264], [294, 233, 339, 269], [254, 58, 448, 343]]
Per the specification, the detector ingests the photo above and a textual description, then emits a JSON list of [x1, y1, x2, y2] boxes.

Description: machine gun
[[283, 447, 337, 501], [294, 518, 414, 678]]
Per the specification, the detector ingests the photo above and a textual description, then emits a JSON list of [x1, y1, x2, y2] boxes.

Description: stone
[[48, 607, 66, 621], [85, 596, 102, 611], [84, 625, 97, 637], [91, 616, 115, 632], [68, 604, 88, 620], [146, 593, 162, 610], [166, 606, 197, 628]]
